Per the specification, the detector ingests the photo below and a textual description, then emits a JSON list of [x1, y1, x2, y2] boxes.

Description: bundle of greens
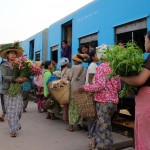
[[102, 42, 144, 97]]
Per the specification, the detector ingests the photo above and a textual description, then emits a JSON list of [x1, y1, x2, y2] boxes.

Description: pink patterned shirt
[[83, 62, 121, 104]]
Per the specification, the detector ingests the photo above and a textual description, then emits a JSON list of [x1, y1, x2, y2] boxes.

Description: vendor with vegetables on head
[[78, 44, 121, 150], [120, 31, 150, 150], [0, 42, 28, 138]]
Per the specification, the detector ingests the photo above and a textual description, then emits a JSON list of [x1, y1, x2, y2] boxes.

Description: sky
[[0, 0, 93, 44]]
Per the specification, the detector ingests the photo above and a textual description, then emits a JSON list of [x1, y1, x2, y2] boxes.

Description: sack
[[47, 79, 70, 105], [73, 90, 96, 118]]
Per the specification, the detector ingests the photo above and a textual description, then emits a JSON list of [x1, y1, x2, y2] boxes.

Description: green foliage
[[0, 41, 24, 52], [103, 42, 144, 97], [9, 83, 22, 96]]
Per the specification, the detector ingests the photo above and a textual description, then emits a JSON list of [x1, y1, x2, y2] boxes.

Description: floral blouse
[[83, 62, 121, 104]]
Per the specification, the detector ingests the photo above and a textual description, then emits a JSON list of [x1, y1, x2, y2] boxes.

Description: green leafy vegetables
[[102, 42, 144, 97]]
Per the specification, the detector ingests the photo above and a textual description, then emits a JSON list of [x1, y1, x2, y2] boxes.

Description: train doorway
[[62, 21, 72, 46]]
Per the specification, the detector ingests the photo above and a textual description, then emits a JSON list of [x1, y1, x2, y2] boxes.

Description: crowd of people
[[1, 31, 150, 150]]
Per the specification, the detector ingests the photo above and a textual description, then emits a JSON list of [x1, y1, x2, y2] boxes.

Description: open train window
[[115, 18, 147, 52], [51, 45, 58, 63], [79, 33, 98, 50], [35, 51, 40, 61]]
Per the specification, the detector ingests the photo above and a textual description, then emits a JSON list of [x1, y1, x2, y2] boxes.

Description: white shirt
[[85, 62, 98, 84]]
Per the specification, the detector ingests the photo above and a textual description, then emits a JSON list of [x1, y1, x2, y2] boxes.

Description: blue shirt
[[143, 53, 150, 60]]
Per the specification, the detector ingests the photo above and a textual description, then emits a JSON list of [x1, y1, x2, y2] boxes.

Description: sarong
[[135, 86, 150, 150], [4, 94, 23, 132]]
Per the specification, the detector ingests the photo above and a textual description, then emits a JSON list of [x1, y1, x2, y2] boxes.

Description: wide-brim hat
[[0, 49, 24, 59], [0, 42, 24, 59]]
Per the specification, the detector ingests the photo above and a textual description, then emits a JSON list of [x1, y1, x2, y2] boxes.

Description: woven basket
[[48, 82, 70, 105], [73, 90, 96, 118], [42, 99, 54, 110]]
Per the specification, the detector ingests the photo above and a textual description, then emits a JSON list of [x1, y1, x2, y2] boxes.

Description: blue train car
[[21, 28, 48, 61], [48, 0, 150, 64]]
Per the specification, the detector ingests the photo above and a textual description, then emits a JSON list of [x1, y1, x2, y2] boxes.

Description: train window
[[80, 33, 98, 44], [115, 18, 147, 52], [51, 45, 58, 63], [79, 33, 98, 50], [35, 51, 40, 61]]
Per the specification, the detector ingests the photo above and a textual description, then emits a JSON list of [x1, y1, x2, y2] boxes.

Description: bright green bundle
[[9, 83, 22, 96], [102, 42, 144, 97]]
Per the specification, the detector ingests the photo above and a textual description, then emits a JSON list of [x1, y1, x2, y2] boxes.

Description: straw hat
[[0, 42, 24, 59]]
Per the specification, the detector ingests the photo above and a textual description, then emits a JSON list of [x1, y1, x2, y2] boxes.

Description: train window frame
[[35, 51, 40, 61], [51, 45, 58, 63]]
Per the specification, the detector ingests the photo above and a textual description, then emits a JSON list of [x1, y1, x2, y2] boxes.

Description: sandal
[[89, 142, 96, 150], [10, 132, 17, 138], [66, 126, 74, 132], [0, 116, 4, 122]]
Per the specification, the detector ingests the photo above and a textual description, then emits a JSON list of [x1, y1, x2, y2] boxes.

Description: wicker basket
[[73, 90, 96, 119], [48, 82, 70, 105]]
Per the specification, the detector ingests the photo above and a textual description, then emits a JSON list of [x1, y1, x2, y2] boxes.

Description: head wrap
[[72, 54, 83, 63], [58, 57, 69, 67]]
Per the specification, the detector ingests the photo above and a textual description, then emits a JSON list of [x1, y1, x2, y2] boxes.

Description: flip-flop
[[89, 142, 96, 150], [10, 132, 17, 138], [66, 127, 74, 132]]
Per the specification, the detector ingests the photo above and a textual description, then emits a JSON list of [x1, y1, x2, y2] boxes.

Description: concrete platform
[[0, 101, 134, 150]]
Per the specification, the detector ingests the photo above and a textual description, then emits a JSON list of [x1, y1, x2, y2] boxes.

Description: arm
[[1, 65, 16, 82], [88, 63, 97, 84], [120, 68, 150, 86], [68, 67, 74, 81], [88, 74, 95, 84], [83, 66, 106, 92], [111, 76, 121, 91]]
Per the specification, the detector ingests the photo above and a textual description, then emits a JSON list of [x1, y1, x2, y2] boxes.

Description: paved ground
[[0, 101, 134, 150]]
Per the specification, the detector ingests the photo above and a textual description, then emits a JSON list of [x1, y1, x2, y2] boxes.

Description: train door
[[62, 21, 72, 56], [115, 18, 147, 52], [29, 40, 34, 60], [51, 45, 58, 63], [62, 21, 72, 45]]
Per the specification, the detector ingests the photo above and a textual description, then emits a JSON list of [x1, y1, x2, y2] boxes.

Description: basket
[[73, 90, 96, 119], [42, 99, 54, 110], [48, 82, 70, 105]]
